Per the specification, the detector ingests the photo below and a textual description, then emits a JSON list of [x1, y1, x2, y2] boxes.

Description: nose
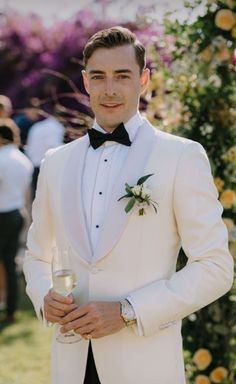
[[104, 78, 116, 96]]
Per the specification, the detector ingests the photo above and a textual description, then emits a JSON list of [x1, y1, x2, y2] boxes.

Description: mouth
[[100, 103, 123, 110]]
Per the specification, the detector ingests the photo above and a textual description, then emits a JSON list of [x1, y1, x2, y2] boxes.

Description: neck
[[96, 111, 138, 133], [101, 125, 122, 133]]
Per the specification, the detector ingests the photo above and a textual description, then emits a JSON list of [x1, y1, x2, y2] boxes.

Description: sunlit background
[[0, 0, 207, 24]]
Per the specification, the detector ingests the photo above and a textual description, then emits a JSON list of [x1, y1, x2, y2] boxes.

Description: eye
[[117, 74, 130, 79], [91, 75, 104, 80]]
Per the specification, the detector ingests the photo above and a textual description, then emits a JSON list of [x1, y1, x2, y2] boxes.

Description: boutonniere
[[118, 174, 158, 216]]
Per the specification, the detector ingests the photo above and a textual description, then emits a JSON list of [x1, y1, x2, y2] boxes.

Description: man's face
[[82, 45, 149, 132]]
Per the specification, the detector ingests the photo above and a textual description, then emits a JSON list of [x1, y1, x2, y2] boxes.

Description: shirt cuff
[[40, 306, 53, 328], [126, 296, 144, 336]]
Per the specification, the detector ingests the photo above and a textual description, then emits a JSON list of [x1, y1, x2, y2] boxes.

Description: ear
[[140, 68, 150, 94], [82, 70, 90, 95]]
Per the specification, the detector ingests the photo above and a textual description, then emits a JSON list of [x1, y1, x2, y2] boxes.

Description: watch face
[[122, 301, 136, 321], [124, 309, 135, 321]]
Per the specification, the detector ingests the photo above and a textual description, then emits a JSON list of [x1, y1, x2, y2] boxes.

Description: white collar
[[0, 144, 16, 153], [93, 111, 144, 145]]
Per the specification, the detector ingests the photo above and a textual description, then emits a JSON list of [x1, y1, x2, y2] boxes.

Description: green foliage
[[0, 278, 52, 384], [149, 1, 236, 382]]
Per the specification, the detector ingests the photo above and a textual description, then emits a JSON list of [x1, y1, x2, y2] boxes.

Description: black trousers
[[83, 342, 101, 384], [0, 209, 24, 316], [32, 166, 40, 201]]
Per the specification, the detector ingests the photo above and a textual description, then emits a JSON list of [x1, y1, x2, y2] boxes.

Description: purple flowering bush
[[0, 8, 170, 118]]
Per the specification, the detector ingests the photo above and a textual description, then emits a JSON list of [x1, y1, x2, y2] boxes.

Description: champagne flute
[[52, 246, 81, 343]]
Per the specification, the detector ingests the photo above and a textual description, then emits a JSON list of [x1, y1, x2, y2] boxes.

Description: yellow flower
[[222, 145, 236, 163], [216, 47, 231, 61], [220, 189, 236, 209], [195, 375, 211, 384], [215, 9, 236, 31], [214, 177, 225, 192], [199, 46, 213, 62], [232, 25, 236, 38], [223, 217, 235, 231], [193, 349, 212, 370], [210, 366, 228, 383]]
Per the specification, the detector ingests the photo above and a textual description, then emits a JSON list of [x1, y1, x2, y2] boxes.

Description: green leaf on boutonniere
[[124, 183, 133, 195], [118, 193, 129, 201], [137, 174, 154, 185], [118, 185, 133, 201], [124, 196, 136, 213]]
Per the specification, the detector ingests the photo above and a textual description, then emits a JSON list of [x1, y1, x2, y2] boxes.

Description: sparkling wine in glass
[[52, 269, 77, 296], [52, 247, 81, 343]]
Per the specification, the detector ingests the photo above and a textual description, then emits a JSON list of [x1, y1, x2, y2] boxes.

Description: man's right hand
[[43, 289, 78, 323]]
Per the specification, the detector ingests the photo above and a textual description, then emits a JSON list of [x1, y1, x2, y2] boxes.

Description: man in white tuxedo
[[23, 27, 234, 384]]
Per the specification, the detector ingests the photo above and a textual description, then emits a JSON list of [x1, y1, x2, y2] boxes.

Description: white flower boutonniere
[[118, 174, 158, 216]]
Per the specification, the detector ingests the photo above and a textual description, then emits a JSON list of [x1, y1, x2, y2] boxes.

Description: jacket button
[[90, 264, 99, 274]]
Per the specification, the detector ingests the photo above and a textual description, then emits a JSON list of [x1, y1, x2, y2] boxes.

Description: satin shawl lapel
[[94, 121, 157, 262], [61, 135, 92, 263]]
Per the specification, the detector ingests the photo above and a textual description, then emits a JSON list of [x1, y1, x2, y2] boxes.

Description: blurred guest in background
[[13, 107, 42, 153], [0, 95, 12, 118], [25, 107, 64, 200], [0, 95, 14, 311], [0, 120, 33, 324]]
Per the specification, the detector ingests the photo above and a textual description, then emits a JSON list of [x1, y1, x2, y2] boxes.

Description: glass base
[[56, 329, 82, 344]]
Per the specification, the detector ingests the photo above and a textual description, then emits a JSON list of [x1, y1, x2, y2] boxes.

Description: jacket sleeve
[[23, 153, 55, 322], [128, 141, 234, 337]]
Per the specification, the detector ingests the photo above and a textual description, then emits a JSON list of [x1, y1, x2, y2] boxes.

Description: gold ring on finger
[[85, 334, 92, 340]]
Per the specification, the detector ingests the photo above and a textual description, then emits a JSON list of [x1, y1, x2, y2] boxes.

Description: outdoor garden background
[[0, 0, 235, 383]]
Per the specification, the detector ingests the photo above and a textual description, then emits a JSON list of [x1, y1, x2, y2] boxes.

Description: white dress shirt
[[26, 116, 64, 167], [82, 112, 144, 257], [0, 144, 33, 212]]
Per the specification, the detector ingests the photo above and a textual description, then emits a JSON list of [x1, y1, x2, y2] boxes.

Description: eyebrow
[[88, 69, 133, 75]]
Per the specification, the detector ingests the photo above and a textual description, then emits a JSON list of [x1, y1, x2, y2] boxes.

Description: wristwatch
[[119, 299, 137, 326]]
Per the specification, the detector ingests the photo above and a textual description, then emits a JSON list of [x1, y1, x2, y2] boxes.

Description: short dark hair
[[0, 119, 20, 145], [83, 26, 146, 73]]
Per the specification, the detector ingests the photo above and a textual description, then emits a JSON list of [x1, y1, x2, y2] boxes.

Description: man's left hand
[[59, 301, 126, 339]]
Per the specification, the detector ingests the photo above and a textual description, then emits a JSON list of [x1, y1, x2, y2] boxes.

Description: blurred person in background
[[25, 106, 65, 200], [0, 95, 13, 312], [13, 106, 42, 153], [0, 95, 12, 118], [0, 119, 33, 324]]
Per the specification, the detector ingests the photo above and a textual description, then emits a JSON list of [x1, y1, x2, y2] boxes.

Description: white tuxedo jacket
[[23, 119, 233, 384]]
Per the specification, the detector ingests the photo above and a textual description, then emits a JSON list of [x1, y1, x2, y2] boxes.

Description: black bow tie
[[88, 122, 132, 149]]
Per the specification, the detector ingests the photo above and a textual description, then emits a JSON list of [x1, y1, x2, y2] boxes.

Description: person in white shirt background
[[23, 27, 233, 384], [0, 95, 16, 313], [25, 107, 65, 199], [0, 119, 33, 324]]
